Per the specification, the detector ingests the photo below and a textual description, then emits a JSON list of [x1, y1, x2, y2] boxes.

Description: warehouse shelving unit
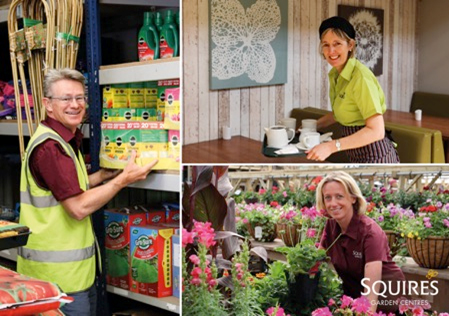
[[85, 0, 180, 314]]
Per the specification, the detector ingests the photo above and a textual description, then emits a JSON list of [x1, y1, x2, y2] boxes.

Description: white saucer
[[296, 143, 310, 151]]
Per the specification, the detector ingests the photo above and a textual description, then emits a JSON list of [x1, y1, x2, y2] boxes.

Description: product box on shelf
[[172, 234, 180, 298], [167, 130, 180, 170], [104, 208, 147, 290], [128, 83, 145, 108], [142, 204, 166, 225], [144, 81, 158, 109], [163, 88, 180, 130], [163, 202, 180, 225], [99, 122, 177, 170], [103, 84, 129, 108], [130, 226, 174, 297], [136, 108, 157, 121], [157, 79, 179, 121]]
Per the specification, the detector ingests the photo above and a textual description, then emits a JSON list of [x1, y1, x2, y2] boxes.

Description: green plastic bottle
[[159, 10, 179, 58], [138, 12, 159, 61], [155, 12, 163, 32]]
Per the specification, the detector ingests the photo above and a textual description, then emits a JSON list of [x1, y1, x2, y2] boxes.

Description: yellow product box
[[138, 129, 168, 169], [100, 127, 115, 161], [163, 88, 180, 130], [128, 83, 145, 108], [167, 130, 180, 170], [102, 86, 113, 108], [157, 79, 179, 122], [112, 84, 129, 108], [144, 81, 158, 109], [136, 108, 157, 121], [117, 108, 136, 122], [102, 108, 120, 121]]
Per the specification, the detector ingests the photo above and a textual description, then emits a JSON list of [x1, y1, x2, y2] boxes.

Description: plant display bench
[[399, 256, 449, 313]]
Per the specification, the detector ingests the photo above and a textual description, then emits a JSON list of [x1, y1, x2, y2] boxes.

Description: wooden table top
[[182, 136, 319, 164], [384, 110, 449, 140]]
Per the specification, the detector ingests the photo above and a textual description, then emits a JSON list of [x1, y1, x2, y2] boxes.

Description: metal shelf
[[99, 58, 180, 85], [99, 0, 178, 6], [128, 172, 179, 192], [107, 285, 179, 314]]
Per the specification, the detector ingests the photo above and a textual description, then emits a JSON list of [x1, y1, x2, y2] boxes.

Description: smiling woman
[[316, 171, 406, 314], [303, 16, 399, 163]]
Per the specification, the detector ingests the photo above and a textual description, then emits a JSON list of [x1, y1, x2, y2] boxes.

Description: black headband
[[319, 16, 356, 39]]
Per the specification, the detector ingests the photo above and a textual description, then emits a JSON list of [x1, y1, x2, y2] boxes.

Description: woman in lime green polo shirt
[[306, 16, 399, 163]]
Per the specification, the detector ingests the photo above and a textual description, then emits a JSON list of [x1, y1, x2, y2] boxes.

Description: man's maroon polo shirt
[[320, 213, 405, 299], [29, 117, 85, 201]]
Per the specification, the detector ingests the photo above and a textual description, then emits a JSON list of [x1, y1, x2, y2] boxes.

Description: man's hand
[[119, 150, 158, 186]]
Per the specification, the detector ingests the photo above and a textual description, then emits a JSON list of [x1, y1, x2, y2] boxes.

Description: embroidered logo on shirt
[[353, 250, 362, 259], [339, 92, 346, 99]]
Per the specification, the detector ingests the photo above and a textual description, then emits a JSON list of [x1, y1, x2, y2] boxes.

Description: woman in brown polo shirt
[[316, 171, 405, 313]]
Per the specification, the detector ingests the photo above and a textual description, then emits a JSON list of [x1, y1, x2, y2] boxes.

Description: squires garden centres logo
[[361, 270, 439, 307]]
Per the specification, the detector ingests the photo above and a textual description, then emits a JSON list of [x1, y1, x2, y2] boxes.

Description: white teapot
[[264, 125, 295, 148]]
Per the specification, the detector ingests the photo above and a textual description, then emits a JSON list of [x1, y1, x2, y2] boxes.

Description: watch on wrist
[[335, 139, 341, 151]]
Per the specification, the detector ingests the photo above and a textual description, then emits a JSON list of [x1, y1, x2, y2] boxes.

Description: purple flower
[[378, 215, 384, 222]]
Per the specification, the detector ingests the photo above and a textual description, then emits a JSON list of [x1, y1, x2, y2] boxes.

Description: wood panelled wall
[[183, 0, 418, 145]]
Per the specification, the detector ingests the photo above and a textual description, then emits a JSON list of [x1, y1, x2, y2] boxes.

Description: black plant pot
[[286, 271, 321, 305]]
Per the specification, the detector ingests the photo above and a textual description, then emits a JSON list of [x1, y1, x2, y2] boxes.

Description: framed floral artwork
[[209, 0, 288, 90], [338, 5, 384, 76]]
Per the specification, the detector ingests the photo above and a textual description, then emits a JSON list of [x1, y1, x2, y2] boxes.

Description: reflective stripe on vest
[[20, 189, 59, 208], [18, 243, 95, 263]]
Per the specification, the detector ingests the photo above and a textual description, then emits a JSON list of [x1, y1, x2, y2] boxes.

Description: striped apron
[[342, 125, 400, 163]]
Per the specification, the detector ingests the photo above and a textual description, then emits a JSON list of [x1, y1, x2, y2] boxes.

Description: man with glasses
[[17, 68, 158, 315]]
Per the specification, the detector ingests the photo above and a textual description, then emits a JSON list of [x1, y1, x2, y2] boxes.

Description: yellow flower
[[407, 232, 414, 238], [426, 269, 438, 279], [418, 237, 421, 240], [415, 232, 419, 236], [401, 233, 405, 237], [255, 272, 266, 279]]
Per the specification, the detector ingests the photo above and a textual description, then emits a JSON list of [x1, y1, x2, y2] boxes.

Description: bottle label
[[138, 37, 155, 61], [159, 35, 174, 58]]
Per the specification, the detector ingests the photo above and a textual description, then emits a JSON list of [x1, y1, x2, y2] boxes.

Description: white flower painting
[[210, 0, 287, 89], [339, 5, 384, 76]]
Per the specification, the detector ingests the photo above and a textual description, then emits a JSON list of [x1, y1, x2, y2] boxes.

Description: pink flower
[[352, 296, 371, 313], [266, 307, 275, 315], [311, 307, 332, 316], [374, 312, 387, 316], [208, 278, 217, 288], [243, 218, 249, 224], [283, 191, 288, 198], [443, 219, 449, 228], [191, 267, 202, 278], [328, 298, 335, 306], [411, 305, 424, 316], [340, 295, 354, 308], [182, 228, 195, 247], [438, 313, 449, 316], [193, 221, 216, 247], [190, 277, 201, 285], [259, 188, 266, 194], [189, 254, 200, 265], [306, 228, 316, 238], [399, 304, 409, 313]]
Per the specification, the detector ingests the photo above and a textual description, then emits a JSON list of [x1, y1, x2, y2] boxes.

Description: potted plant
[[277, 205, 326, 247], [399, 200, 449, 268], [242, 190, 261, 204], [276, 239, 327, 305], [236, 203, 278, 242]]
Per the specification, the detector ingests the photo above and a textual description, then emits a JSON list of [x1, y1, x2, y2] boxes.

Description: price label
[[255, 226, 262, 239]]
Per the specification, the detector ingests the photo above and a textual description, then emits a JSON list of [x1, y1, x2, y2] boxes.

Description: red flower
[[312, 176, 323, 185], [308, 185, 316, 191], [270, 201, 279, 207]]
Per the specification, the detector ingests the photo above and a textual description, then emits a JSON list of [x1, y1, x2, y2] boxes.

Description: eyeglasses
[[47, 96, 87, 105]]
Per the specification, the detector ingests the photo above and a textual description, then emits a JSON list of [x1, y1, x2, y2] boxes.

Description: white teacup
[[302, 132, 320, 149], [299, 127, 316, 145], [279, 118, 297, 130], [301, 119, 317, 131]]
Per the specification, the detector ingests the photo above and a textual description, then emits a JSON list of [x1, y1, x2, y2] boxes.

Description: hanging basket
[[384, 230, 400, 257], [246, 222, 277, 242], [244, 197, 259, 204], [406, 236, 449, 269], [277, 223, 302, 247]]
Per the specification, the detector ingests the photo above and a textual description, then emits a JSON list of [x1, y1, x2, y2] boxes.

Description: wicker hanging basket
[[277, 224, 302, 247], [406, 236, 449, 269]]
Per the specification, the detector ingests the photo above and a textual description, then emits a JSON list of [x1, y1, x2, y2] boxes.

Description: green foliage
[[399, 207, 449, 239], [276, 239, 327, 279], [106, 248, 129, 277], [255, 261, 289, 312], [131, 257, 158, 283], [294, 187, 316, 208]]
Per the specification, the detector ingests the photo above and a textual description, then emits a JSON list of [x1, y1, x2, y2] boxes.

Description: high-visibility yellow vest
[[17, 124, 95, 293]]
